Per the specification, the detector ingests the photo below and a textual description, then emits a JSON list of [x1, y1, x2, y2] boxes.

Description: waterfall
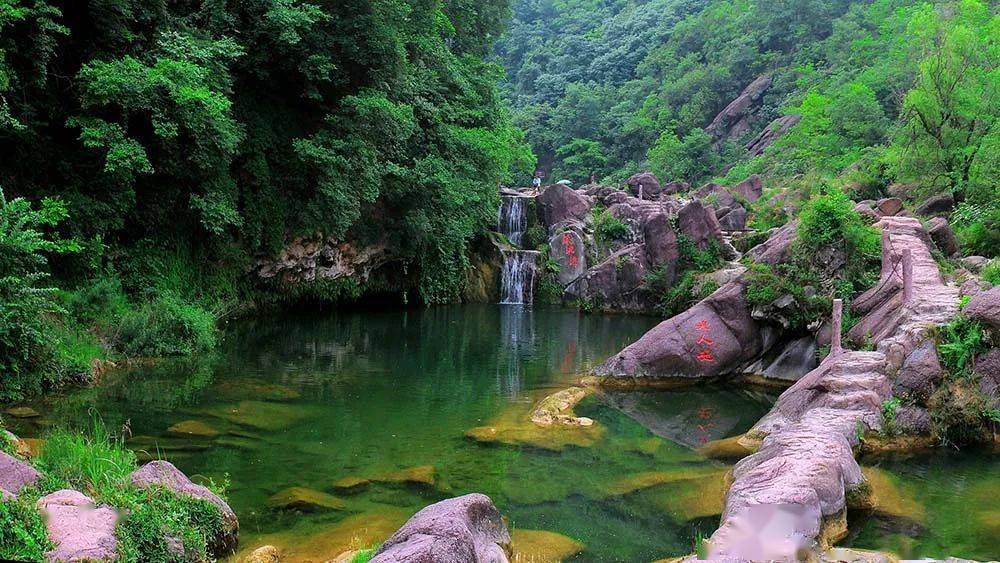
[[499, 250, 539, 305], [497, 196, 527, 247]]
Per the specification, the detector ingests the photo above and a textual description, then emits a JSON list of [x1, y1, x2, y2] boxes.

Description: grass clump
[[27, 421, 229, 562], [881, 398, 903, 433], [352, 547, 379, 563]]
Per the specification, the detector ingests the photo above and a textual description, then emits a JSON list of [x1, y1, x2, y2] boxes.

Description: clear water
[[847, 450, 1000, 561], [8, 305, 776, 561]]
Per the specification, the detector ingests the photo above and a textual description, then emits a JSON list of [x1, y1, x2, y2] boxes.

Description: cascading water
[[497, 196, 527, 247], [499, 249, 539, 305], [497, 194, 538, 305]]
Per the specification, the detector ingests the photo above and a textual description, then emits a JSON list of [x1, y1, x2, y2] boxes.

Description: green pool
[[7, 305, 773, 561]]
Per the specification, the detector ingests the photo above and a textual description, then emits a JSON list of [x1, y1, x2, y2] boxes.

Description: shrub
[[981, 259, 1000, 286], [646, 236, 724, 318], [592, 206, 629, 245], [881, 398, 902, 433], [0, 190, 80, 401], [797, 187, 880, 260], [952, 201, 1000, 258], [936, 316, 988, 375], [112, 293, 217, 357], [63, 277, 129, 324], [521, 224, 548, 250], [0, 487, 51, 561]]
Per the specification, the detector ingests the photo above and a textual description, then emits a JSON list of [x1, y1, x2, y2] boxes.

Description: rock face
[[37, 489, 118, 562], [678, 200, 725, 252], [594, 221, 796, 382], [0, 450, 40, 498], [716, 205, 748, 231], [894, 340, 942, 402], [131, 461, 238, 554], [255, 239, 389, 285], [746, 115, 801, 156], [706, 75, 773, 141], [965, 286, 1000, 330], [642, 213, 679, 271], [536, 184, 590, 231], [549, 230, 587, 285], [625, 172, 662, 199], [564, 244, 653, 311], [371, 494, 511, 563]]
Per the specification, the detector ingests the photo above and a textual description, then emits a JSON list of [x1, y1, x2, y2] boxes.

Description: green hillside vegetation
[[499, 0, 999, 255]]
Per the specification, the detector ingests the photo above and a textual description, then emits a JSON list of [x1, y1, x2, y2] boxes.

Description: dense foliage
[[499, 0, 999, 253], [1, 0, 532, 305]]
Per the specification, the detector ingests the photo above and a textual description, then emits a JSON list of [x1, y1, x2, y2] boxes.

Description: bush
[[936, 316, 989, 375], [592, 207, 629, 245], [112, 293, 217, 357], [646, 236, 724, 318], [952, 201, 1000, 258], [0, 487, 51, 561], [521, 224, 548, 250], [982, 259, 1000, 286], [0, 190, 81, 401]]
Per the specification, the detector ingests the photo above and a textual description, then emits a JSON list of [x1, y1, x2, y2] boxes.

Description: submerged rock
[[37, 489, 118, 562], [511, 529, 584, 562], [242, 545, 280, 563], [371, 494, 511, 563], [267, 487, 347, 512], [601, 467, 723, 498], [4, 406, 41, 418], [130, 460, 238, 554], [167, 420, 221, 438], [236, 509, 409, 563]]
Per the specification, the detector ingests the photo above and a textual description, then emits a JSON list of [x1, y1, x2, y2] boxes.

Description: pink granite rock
[[371, 494, 511, 563], [0, 450, 40, 497], [37, 489, 118, 562], [965, 286, 1000, 330], [130, 461, 238, 554]]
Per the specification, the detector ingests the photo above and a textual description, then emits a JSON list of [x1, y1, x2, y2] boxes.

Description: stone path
[[706, 216, 960, 560]]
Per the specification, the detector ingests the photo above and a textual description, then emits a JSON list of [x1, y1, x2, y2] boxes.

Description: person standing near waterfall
[[532, 170, 543, 189]]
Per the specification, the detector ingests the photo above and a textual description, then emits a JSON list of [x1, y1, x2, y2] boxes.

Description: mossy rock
[[600, 466, 723, 498], [235, 509, 409, 562], [267, 487, 348, 512], [332, 476, 372, 493], [465, 391, 605, 452], [511, 529, 585, 562], [633, 470, 728, 523], [202, 401, 310, 431], [855, 467, 926, 525], [697, 435, 755, 461], [167, 420, 221, 438]]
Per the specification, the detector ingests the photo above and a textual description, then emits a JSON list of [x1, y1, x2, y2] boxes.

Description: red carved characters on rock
[[561, 233, 579, 267], [695, 319, 715, 364]]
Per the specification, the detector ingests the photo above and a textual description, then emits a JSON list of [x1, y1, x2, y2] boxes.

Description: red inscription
[[694, 319, 715, 363], [561, 233, 579, 267]]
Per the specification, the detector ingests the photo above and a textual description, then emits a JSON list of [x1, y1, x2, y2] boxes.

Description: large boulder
[[625, 172, 662, 199], [663, 181, 690, 195], [536, 185, 590, 231], [761, 336, 819, 383], [0, 450, 40, 498], [915, 193, 955, 216], [716, 205, 748, 232], [894, 341, 942, 402], [965, 287, 1000, 331], [976, 349, 1000, 409], [876, 198, 903, 217], [595, 280, 764, 381], [731, 175, 763, 203], [678, 200, 725, 252], [371, 494, 511, 563], [927, 217, 960, 257], [564, 245, 652, 312], [131, 461, 238, 554], [549, 230, 587, 286], [37, 489, 118, 562], [642, 212, 679, 270]]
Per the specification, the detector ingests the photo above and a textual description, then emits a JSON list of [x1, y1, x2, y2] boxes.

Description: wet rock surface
[[371, 494, 511, 563]]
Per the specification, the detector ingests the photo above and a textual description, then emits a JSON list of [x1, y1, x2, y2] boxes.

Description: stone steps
[[707, 215, 961, 560]]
